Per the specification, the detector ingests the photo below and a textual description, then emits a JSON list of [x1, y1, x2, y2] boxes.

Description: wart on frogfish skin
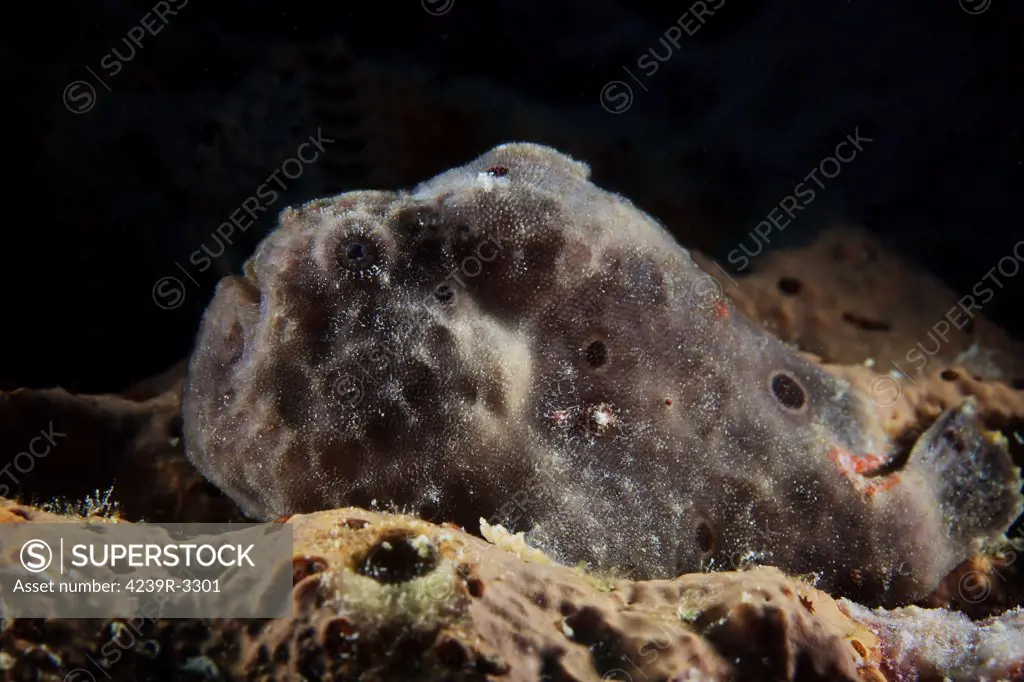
[[183, 142, 1023, 608]]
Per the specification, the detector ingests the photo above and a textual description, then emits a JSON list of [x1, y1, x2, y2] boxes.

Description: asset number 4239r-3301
[[125, 578, 221, 592]]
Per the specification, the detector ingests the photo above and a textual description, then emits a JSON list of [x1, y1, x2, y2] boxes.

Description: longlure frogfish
[[183, 143, 1023, 606]]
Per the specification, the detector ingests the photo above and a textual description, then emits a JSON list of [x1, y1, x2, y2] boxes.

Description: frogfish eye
[[337, 234, 384, 277], [346, 242, 368, 261]]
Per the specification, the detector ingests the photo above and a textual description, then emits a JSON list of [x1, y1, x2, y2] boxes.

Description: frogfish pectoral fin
[[903, 398, 1022, 552]]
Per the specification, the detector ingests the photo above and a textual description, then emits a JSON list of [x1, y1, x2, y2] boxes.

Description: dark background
[[2, 0, 1021, 393]]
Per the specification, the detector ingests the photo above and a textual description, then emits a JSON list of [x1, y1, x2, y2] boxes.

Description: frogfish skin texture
[[183, 143, 1023, 606]]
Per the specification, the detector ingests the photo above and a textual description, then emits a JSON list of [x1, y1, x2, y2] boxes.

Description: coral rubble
[[1, 502, 1022, 681]]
